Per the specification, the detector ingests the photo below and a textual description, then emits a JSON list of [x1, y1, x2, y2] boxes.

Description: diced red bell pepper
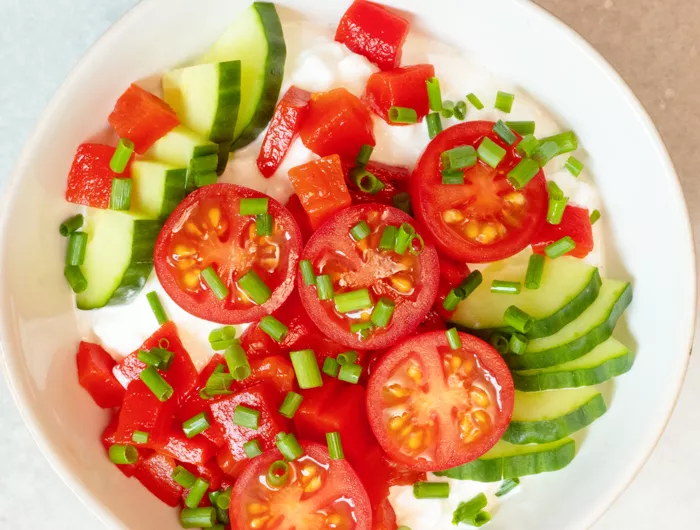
[[231, 356, 296, 397], [133, 452, 184, 507], [257, 86, 312, 178], [335, 1, 410, 71], [532, 205, 594, 258], [76, 341, 125, 408], [364, 64, 435, 124], [65, 143, 130, 209], [108, 84, 180, 154], [181, 459, 226, 493], [101, 414, 151, 478], [288, 154, 352, 230], [284, 194, 314, 244], [114, 380, 177, 445], [299, 88, 375, 160], [144, 421, 217, 465], [343, 160, 411, 207], [114, 322, 198, 406]]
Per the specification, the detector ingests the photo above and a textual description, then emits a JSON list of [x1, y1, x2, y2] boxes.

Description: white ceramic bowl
[[1, 0, 695, 528]]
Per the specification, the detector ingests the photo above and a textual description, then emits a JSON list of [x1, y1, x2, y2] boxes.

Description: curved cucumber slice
[[451, 256, 601, 339], [503, 388, 607, 444], [435, 438, 576, 482], [506, 280, 632, 370], [76, 210, 161, 310], [131, 160, 187, 220], [200, 2, 286, 150], [512, 338, 635, 391]]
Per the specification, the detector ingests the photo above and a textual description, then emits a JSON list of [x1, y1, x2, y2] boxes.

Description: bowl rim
[[0, 0, 696, 528]]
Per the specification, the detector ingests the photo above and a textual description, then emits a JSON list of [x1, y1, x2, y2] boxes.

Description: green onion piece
[[489, 332, 510, 354], [491, 280, 521, 294], [215, 489, 231, 511], [180, 507, 216, 529], [379, 225, 398, 250], [65, 231, 87, 266], [256, 213, 273, 236], [259, 315, 289, 343], [397, 527, 412, 530], [290, 349, 323, 389], [316, 274, 334, 300], [210, 524, 225, 530], [477, 137, 506, 169], [446, 328, 462, 350], [509, 333, 529, 355], [413, 481, 450, 499], [410, 234, 425, 256], [151, 347, 174, 371], [334, 289, 372, 314], [392, 192, 412, 214], [185, 477, 210, 509], [459, 270, 484, 299], [441, 100, 455, 119], [496, 478, 521, 497], [466, 93, 484, 110], [267, 460, 291, 487], [59, 214, 84, 237], [109, 444, 138, 465], [239, 269, 271, 305], [146, 291, 169, 325], [109, 178, 132, 211], [452, 493, 488, 525], [371, 297, 395, 328], [215, 506, 230, 526], [565, 156, 584, 177], [516, 134, 539, 158], [224, 341, 251, 381], [338, 363, 362, 384], [443, 287, 466, 312], [454, 100, 467, 121], [109, 138, 135, 174], [540, 131, 578, 155], [389, 106, 418, 124], [277, 432, 304, 461], [350, 220, 371, 241], [495, 91, 515, 113], [137, 349, 162, 367], [350, 321, 373, 336], [139, 366, 174, 402], [233, 405, 260, 430], [199, 388, 212, 400], [132, 430, 149, 444], [243, 439, 263, 458], [337, 351, 359, 365], [473, 512, 491, 527], [208, 325, 237, 351], [493, 120, 517, 146], [426, 77, 443, 111], [506, 121, 536, 136], [208, 489, 221, 508], [504, 306, 533, 334], [525, 254, 545, 290], [202, 266, 229, 300], [323, 356, 340, 377], [547, 197, 569, 225], [590, 209, 601, 225], [204, 372, 233, 396], [300, 260, 316, 286], [350, 167, 383, 194], [545, 236, 576, 259], [326, 432, 344, 460], [172, 465, 197, 488], [357, 144, 374, 166], [279, 391, 303, 419], [239, 198, 269, 216], [427, 113, 443, 139], [507, 159, 540, 189], [183, 412, 210, 438], [441, 145, 477, 171], [394, 223, 416, 254], [547, 180, 565, 199], [195, 171, 217, 187], [532, 141, 559, 167]]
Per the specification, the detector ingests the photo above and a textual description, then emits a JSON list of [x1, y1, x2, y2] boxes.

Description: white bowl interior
[[0, 0, 695, 529]]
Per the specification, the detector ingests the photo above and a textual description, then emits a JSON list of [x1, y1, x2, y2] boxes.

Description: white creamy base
[[75, 15, 605, 529]]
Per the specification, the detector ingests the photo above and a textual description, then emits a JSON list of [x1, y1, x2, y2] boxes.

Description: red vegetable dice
[[101, 414, 151, 478], [335, 0, 410, 71], [343, 160, 411, 207], [114, 380, 177, 445], [181, 459, 226, 493], [231, 356, 296, 397], [133, 452, 184, 507], [364, 64, 435, 124], [65, 143, 130, 209], [108, 84, 179, 154], [532, 205, 594, 258], [76, 341, 124, 408], [146, 421, 217, 465], [257, 86, 312, 178]]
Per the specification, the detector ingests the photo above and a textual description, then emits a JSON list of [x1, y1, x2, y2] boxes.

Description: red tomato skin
[[257, 86, 312, 177], [133, 452, 184, 507], [181, 459, 225, 492], [343, 160, 411, 207], [65, 143, 131, 208], [101, 414, 151, 477], [233, 356, 296, 397], [364, 64, 435, 124], [434, 256, 471, 321], [335, 0, 410, 71], [299, 88, 376, 160], [76, 341, 124, 408], [373, 498, 398, 530], [284, 194, 314, 244], [108, 84, 179, 154], [143, 421, 217, 466], [532, 205, 594, 258]]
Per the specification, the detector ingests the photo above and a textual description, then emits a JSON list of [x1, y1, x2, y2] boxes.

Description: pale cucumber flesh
[[130, 160, 187, 220]]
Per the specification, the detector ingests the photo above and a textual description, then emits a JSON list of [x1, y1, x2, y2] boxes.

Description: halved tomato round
[[411, 121, 548, 263], [298, 203, 439, 350], [154, 184, 301, 324], [229, 442, 371, 530], [366, 330, 514, 472]]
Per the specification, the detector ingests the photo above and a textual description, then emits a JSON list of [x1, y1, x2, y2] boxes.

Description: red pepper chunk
[[133, 453, 184, 507], [101, 414, 151, 478], [145, 421, 217, 466], [532, 205, 594, 258], [65, 143, 130, 209], [114, 380, 177, 445], [364, 64, 435, 124], [181, 459, 226, 493], [108, 84, 180, 154], [299, 88, 375, 160], [257, 86, 312, 178], [335, 0, 410, 71], [76, 341, 124, 408]]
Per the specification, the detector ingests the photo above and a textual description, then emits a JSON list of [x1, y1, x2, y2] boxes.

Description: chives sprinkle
[[442, 170, 465, 185], [545, 236, 576, 259], [224, 341, 251, 380], [427, 112, 443, 139], [350, 220, 371, 241], [507, 159, 540, 190], [338, 363, 362, 384], [489, 332, 510, 355], [491, 280, 521, 294], [243, 439, 263, 458], [389, 106, 418, 124], [256, 213, 273, 236], [441, 146, 477, 171], [350, 167, 383, 194], [509, 333, 529, 355], [495, 91, 515, 113], [290, 349, 323, 389], [506, 121, 536, 136], [208, 326, 237, 351], [137, 349, 163, 367], [379, 225, 398, 250], [185, 478, 210, 509], [300, 260, 316, 286], [540, 131, 578, 155], [65, 231, 88, 266], [182, 412, 210, 438], [454, 100, 467, 121], [496, 478, 521, 497], [334, 289, 372, 314], [357, 144, 374, 166], [180, 508, 216, 529], [394, 223, 416, 255], [370, 297, 395, 328], [316, 274, 334, 300], [139, 366, 174, 402], [202, 266, 229, 300], [109, 178, 132, 211], [326, 432, 344, 460], [525, 254, 545, 290], [259, 315, 289, 343], [267, 460, 291, 487], [146, 291, 169, 325], [426, 77, 443, 111], [413, 482, 450, 499], [410, 234, 425, 256], [205, 372, 234, 396], [466, 93, 484, 110], [350, 321, 373, 334], [590, 209, 601, 225], [441, 100, 455, 119], [459, 270, 484, 299], [493, 120, 517, 146], [172, 465, 197, 488], [443, 287, 466, 312], [239, 198, 269, 216], [59, 214, 83, 236], [504, 306, 533, 334], [277, 432, 304, 461], [233, 405, 260, 430], [109, 138, 135, 174], [337, 351, 359, 365], [278, 391, 304, 419], [446, 328, 462, 350], [132, 430, 149, 444], [547, 180, 565, 199], [452, 493, 489, 526], [239, 269, 271, 305], [532, 141, 559, 167], [565, 156, 584, 177], [109, 444, 138, 465], [477, 137, 506, 169], [323, 356, 340, 377], [516, 134, 539, 158], [547, 197, 569, 225], [216, 489, 231, 510]]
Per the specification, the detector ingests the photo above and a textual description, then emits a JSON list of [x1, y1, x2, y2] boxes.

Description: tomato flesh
[[532, 204, 594, 258], [76, 341, 125, 409], [364, 64, 435, 124], [366, 331, 514, 472], [65, 143, 131, 209]]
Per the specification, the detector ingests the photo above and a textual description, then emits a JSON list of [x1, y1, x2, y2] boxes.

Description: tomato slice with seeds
[[412, 121, 548, 263], [230, 442, 371, 530], [298, 204, 439, 350], [154, 184, 301, 324], [366, 330, 514, 472]]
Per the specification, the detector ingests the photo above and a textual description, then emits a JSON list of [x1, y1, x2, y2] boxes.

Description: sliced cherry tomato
[[230, 442, 372, 530], [154, 184, 302, 324], [101, 414, 151, 477], [412, 121, 548, 263], [373, 499, 398, 530], [532, 204, 594, 258], [335, 0, 410, 71], [144, 421, 218, 465], [257, 86, 312, 178], [285, 195, 315, 244], [299, 88, 375, 160], [133, 452, 184, 507], [76, 341, 125, 408], [366, 330, 514, 472], [114, 379, 177, 445], [108, 84, 180, 154], [65, 143, 131, 209], [364, 64, 435, 124], [343, 160, 411, 208], [298, 203, 439, 350]]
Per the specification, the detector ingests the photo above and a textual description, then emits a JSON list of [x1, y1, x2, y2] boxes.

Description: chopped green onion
[[279, 392, 303, 419], [290, 349, 323, 389], [137, 349, 163, 367], [442, 287, 466, 312], [267, 460, 290, 487], [506, 121, 536, 136], [277, 432, 304, 461], [323, 356, 340, 377], [334, 289, 372, 314], [547, 197, 569, 225], [516, 134, 539, 158], [208, 326, 237, 351], [459, 270, 484, 299], [300, 260, 316, 286], [491, 280, 521, 294], [509, 333, 529, 355], [370, 297, 395, 328], [224, 342, 251, 381], [507, 159, 540, 189], [195, 171, 217, 187], [466, 93, 484, 110], [316, 274, 334, 300], [394, 223, 416, 255], [239, 269, 271, 305], [185, 477, 210, 509], [338, 363, 362, 384], [427, 113, 443, 139], [350, 220, 371, 241], [545, 236, 576, 259], [565, 156, 584, 176], [183, 412, 210, 438], [243, 439, 263, 458], [532, 141, 559, 167], [147, 347, 174, 371], [326, 432, 344, 460], [59, 214, 84, 237], [239, 198, 269, 216], [256, 213, 273, 236], [109, 138, 135, 174], [446, 328, 462, 350], [379, 225, 398, 250], [590, 209, 601, 225], [215, 488, 231, 510], [65, 231, 87, 266], [397, 527, 412, 530], [337, 351, 359, 365], [139, 366, 174, 402], [489, 332, 510, 354], [259, 315, 289, 343], [477, 137, 506, 168], [392, 192, 412, 214], [180, 507, 216, 528], [441, 169, 464, 185], [426, 77, 443, 111], [109, 178, 132, 211], [504, 306, 533, 334], [350, 167, 383, 194], [350, 321, 373, 336], [452, 493, 488, 526], [454, 100, 467, 121], [389, 106, 418, 124], [205, 372, 234, 396], [410, 234, 425, 256], [495, 478, 520, 497], [233, 405, 260, 430], [525, 254, 545, 290], [493, 120, 516, 145], [539, 131, 578, 155], [202, 266, 229, 300], [441, 100, 455, 119], [357, 144, 374, 166], [441, 145, 477, 171], [172, 465, 197, 488], [547, 181, 565, 199], [109, 444, 138, 465], [132, 430, 149, 444], [215, 506, 230, 526], [495, 91, 515, 113], [200, 388, 212, 400], [413, 481, 450, 499], [146, 291, 169, 325]]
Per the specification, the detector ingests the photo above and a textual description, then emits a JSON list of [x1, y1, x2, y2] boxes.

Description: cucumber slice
[[512, 338, 635, 391], [199, 2, 286, 150], [503, 388, 607, 444], [434, 438, 576, 482], [506, 280, 632, 370], [76, 209, 162, 310], [131, 160, 187, 220], [451, 256, 601, 339]]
